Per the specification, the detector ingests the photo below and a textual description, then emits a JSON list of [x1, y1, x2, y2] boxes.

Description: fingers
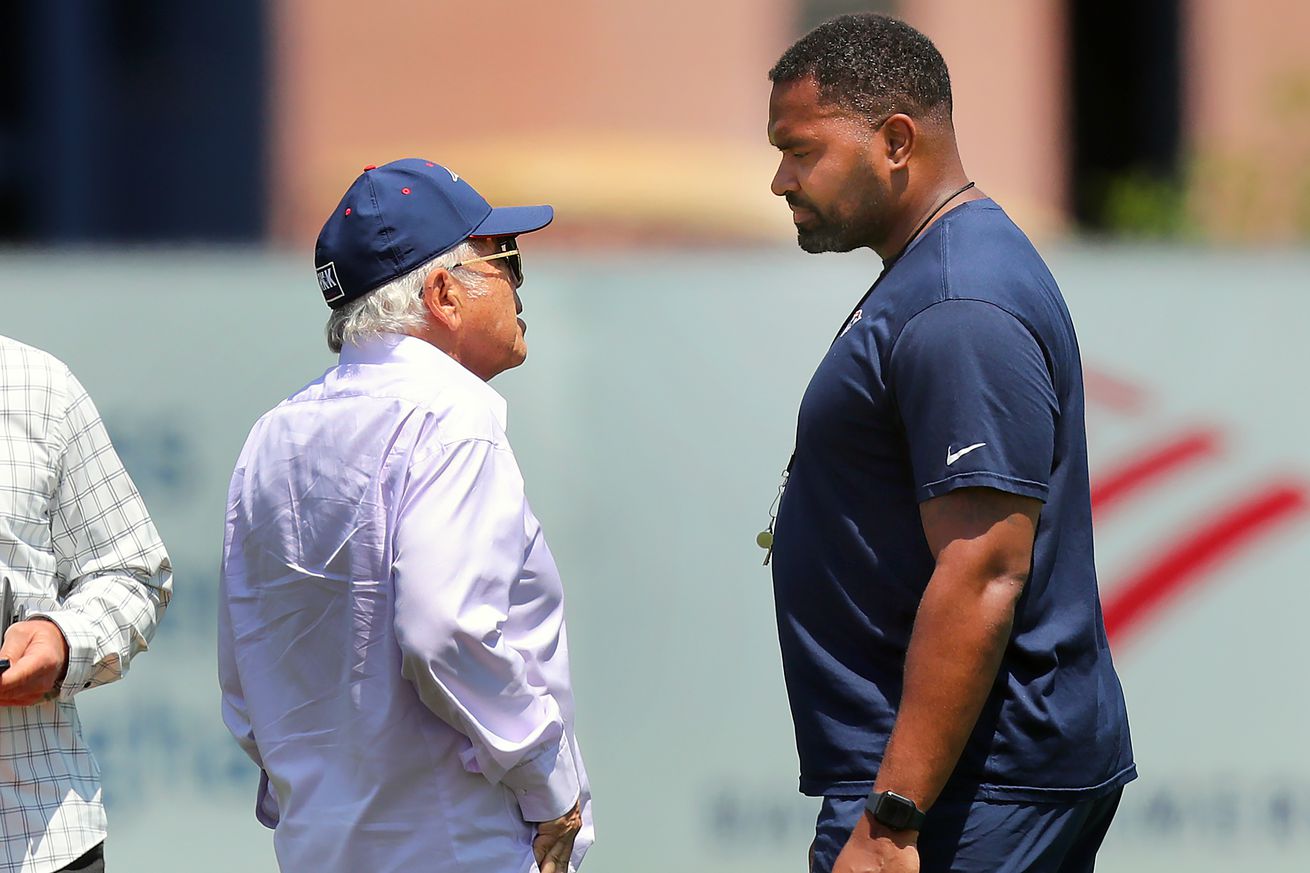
[[0, 621, 33, 663], [532, 833, 550, 867], [532, 800, 582, 872], [0, 623, 39, 696], [533, 832, 564, 872], [0, 622, 62, 706], [541, 830, 576, 873]]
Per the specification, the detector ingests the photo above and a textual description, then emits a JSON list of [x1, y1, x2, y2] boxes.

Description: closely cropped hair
[[769, 13, 953, 124], [325, 241, 489, 353]]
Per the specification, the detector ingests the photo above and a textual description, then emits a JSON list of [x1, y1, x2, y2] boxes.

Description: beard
[[789, 170, 889, 254], [794, 209, 865, 253]]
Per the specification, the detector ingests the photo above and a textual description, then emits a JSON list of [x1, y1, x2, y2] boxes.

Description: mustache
[[785, 193, 820, 212]]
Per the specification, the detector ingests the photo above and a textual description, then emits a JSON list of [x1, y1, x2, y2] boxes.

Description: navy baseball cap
[[314, 158, 554, 309]]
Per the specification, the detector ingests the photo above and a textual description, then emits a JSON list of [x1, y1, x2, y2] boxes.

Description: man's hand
[[831, 811, 919, 873], [0, 619, 70, 706], [532, 800, 582, 873]]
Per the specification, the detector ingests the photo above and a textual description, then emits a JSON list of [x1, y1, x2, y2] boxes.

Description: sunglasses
[[452, 236, 523, 288]]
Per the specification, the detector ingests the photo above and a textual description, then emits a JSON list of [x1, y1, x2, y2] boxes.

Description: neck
[[406, 325, 497, 383], [408, 324, 462, 365], [873, 169, 976, 262]]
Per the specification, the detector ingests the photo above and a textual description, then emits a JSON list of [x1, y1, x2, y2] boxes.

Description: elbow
[[988, 547, 1031, 594], [982, 565, 1029, 615], [395, 605, 505, 679], [974, 544, 1031, 608], [929, 548, 1030, 626]]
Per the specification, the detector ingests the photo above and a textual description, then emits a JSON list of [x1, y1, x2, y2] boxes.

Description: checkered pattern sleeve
[[29, 370, 172, 701]]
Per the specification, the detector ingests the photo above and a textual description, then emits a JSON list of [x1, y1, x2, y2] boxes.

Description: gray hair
[[325, 240, 491, 353]]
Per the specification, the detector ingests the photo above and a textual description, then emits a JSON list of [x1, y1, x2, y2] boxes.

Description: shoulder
[[0, 335, 83, 418], [0, 334, 73, 387], [920, 201, 1075, 361], [374, 361, 508, 446], [890, 297, 1045, 371], [862, 202, 1041, 325], [859, 204, 1051, 355], [275, 362, 510, 457], [936, 201, 1060, 309], [419, 386, 508, 446]]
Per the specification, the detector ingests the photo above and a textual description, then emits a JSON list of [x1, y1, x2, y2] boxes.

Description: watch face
[[877, 794, 913, 829], [872, 791, 923, 831]]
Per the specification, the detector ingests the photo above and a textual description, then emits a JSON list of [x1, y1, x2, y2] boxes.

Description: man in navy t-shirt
[[764, 15, 1135, 873]]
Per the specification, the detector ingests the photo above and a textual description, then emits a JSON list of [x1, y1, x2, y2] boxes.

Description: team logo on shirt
[[839, 309, 863, 337]]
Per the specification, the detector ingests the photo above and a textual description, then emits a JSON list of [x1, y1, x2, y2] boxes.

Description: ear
[[881, 114, 917, 171], [421, 267, 462, 332]]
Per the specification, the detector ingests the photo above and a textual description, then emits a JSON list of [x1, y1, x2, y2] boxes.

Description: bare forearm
[[831, 490, 1038, 872], [872, 566, 1023, 810]]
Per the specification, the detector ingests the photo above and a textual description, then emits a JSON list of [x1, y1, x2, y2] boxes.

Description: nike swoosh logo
[[946, 442, 987, 466]]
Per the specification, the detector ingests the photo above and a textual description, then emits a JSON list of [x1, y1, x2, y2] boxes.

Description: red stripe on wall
[[1091, 430, 1222, 519], [1103, 485, 1310, 644], [1084, 369, 1149, 415]]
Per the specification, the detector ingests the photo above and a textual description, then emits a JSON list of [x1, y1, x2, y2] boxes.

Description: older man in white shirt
[[218, 159, 592, 873]]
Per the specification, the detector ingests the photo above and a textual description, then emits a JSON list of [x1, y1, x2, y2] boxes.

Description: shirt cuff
[[501, 734, 581, 823], [26, 610, 99, 702], [917, 470, 1050, 504], [256, 769, 281, 828]]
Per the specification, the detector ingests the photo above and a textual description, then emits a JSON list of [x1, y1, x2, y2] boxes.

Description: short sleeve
[[888, 300, 1057, 504]]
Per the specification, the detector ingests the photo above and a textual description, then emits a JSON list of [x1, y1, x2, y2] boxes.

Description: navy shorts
[[810, 789, 1123, 873]]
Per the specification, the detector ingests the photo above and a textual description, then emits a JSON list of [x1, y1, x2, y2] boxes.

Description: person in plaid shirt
[[0, 335, 172, 873]]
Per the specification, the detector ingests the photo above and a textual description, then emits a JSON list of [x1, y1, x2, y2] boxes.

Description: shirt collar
[[338, 333, 508, 429]]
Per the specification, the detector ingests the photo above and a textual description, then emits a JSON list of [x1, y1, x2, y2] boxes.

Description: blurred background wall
[[2, 2, 1309, 872], [5, 0, 1309, 246]]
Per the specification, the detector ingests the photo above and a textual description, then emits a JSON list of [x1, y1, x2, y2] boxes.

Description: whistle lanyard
[[756, 269, 886, 565], [757, 182, 975, 566]]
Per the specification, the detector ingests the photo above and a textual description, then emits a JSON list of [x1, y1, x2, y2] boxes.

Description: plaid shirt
[[0, 336, 171, 873]]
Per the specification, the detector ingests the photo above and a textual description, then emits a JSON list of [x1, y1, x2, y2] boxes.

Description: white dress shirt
[[0, 335, 172, 873], [219, 334, 593, 873]]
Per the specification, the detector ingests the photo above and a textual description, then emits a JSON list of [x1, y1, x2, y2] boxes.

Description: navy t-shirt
[[771, 199, 1135, 802]]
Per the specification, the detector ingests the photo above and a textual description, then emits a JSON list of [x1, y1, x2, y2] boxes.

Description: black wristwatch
[[866, 790, 927, 832]]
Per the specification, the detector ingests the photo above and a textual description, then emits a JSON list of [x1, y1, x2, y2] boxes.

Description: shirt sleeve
[[219, 589, 281, 829], [217, 463, 280, 828], [29, 371, 172, 702], [888, 300, 1057, 504], [392, 435, 579, 823]]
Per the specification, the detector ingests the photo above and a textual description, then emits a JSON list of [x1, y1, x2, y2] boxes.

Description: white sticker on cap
[[447, 168, 460, 183], [317, 262, 345, 304]]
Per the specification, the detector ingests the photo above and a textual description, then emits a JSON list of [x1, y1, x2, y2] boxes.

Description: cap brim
[[469, 205, 554, 238]]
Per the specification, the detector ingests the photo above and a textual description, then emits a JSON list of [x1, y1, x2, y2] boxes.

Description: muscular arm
[[835, 486, 1040, 870], [873, 486, 1040, 811]]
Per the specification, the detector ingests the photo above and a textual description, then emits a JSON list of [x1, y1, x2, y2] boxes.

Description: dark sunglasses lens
[[504, 238, 523, 286]]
